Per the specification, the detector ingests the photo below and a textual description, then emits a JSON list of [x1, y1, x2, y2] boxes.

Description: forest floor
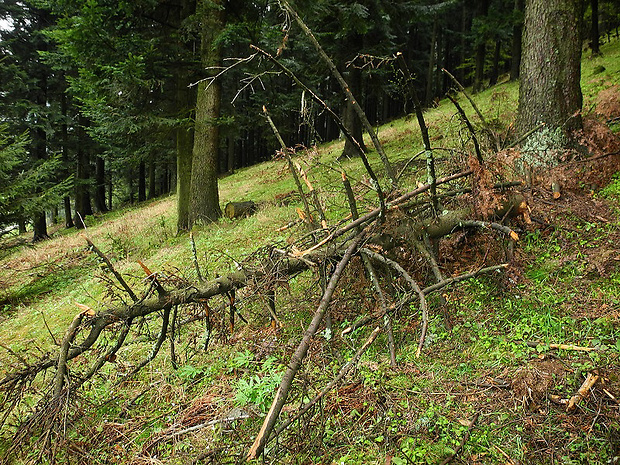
[[1, 40, 620, 465]]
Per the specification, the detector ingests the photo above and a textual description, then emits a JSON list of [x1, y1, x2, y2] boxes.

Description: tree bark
[[517, 0, 583, 136], [189, 0, 223, 226]]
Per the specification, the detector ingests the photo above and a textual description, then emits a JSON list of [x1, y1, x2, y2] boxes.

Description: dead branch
[[446, 93, 483, 164], [247, 230, 367, 460], [396, 52, 438, 212], [127, 304, 172, 378], [85, 236, 137, 302], [422, 264, 508, 295], [280, 0, 397, 185], [359, 249, 428, 357], [272, 326, 381, 439], [53, 311, 86, 398], [438, 411, 481, 465], [567, 371, 600, 412], [525, 342, 597, 352], [190, 232, 204, 281], [362, 255, 396, 367], [442, 68, 499, 150], [264, 105, 316, 229]]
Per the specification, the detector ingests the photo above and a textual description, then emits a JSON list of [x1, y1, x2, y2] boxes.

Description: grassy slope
[[0, 40, 619, 464]]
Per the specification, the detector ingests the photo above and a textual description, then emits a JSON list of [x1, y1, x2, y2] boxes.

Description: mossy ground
[[1, 39, 620, 464]]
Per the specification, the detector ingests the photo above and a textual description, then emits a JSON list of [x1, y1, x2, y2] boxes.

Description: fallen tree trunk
[[224, 201, 257, 219]]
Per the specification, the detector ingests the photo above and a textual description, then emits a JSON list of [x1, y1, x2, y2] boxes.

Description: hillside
[[1, 39, 620, 464]]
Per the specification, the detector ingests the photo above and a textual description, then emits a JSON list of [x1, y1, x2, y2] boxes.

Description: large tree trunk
[[510, 0, 525, 80], [189, 0, 223, 225], [517, 0, 583, 136], [340, 66, 368, 159]]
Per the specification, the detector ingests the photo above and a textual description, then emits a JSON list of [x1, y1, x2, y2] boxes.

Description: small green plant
[[234, 356, 284, 412]]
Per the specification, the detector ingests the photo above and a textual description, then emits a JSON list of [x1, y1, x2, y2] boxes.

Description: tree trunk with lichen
[[517, 0, 583, 137]]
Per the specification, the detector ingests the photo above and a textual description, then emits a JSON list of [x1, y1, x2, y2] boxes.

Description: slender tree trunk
[[32, 27, 49, 242], [510, 0, 525, 80], [73, 120, 91, 229], [94, 156, 108, 212], [61, 90, 74, 229], [148, 159, 156, 199], [63, 197, 73, 228], [138, 161, 147, 202], [426, 17, 438, 106], [517, 0, 583, 136], [189, 0, 223, 225], [591, 0, 600, 55], [473, 0, 490, 93], [489, 38, 501, 86], [128, 169, 135, 205], [226, 133, 235, 173], [459, 4, 470, 84], [340, 67, 368, 158], [175, 0, 196, 232]]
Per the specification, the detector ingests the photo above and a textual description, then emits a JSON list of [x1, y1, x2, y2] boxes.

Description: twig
[[40, 312, 59, 346], [85, 237, 137, 302], [251, 44, 386, 214], [567, 372, 600, 412], [247, 231, 367, 460], [190, 232, 204, 281], [442, 68, 499, 150], [359, 249, 428, 357], [525, 342, 597, 352], [421, 264, 508, 295], [396, 52, 438, 212], [264, 106, 316, 229], [446, 93, 483, 164], [507, 122, 546, 149], [271, 326, 381, 438], [438, 411, 480, 465]]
